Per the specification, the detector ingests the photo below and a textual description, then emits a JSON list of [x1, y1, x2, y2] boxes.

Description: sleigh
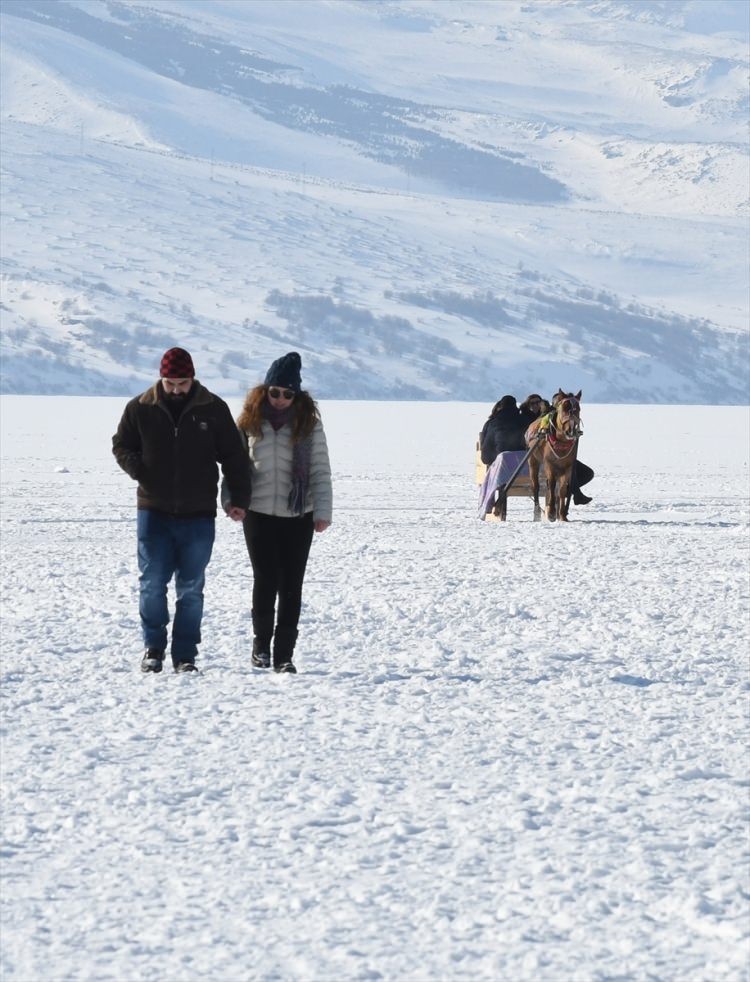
[[476, 441, 546, 522]]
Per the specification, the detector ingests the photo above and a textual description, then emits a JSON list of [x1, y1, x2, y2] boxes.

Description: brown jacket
[[112, 381, 251, 516]]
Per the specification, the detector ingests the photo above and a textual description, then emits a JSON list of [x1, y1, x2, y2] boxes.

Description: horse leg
[[529, 456, 541, 522], [559, 469, 572, 521], [545, 466, 556, 522]]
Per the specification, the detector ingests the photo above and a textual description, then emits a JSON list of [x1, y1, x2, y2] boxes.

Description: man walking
[[113, 348, 251, 673]]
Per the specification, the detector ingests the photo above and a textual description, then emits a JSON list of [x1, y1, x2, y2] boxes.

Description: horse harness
[[539, 398, 582, 460]]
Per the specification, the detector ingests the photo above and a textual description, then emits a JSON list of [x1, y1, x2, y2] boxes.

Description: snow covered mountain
[[1, 0, 748, 401]]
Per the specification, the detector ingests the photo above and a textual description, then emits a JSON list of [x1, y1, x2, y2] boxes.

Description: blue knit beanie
[[264, 351, 302, 392]]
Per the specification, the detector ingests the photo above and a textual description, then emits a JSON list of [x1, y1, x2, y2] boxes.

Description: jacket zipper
[[156, 401, 183, 509], [272, 426, 280, 515]]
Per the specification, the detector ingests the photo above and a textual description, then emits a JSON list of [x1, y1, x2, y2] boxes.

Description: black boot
[[273, 626, 298, 674], [573, 462, 593, 504], [252, 612, 274, 668], [141, 648, 164, 673], [251, 639, 271, 669], [174, 660, 199, 674]]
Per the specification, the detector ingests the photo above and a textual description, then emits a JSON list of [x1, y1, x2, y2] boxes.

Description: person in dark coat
[[519, 393, 544, 431], [479, 395, 525, 465], [112, 347, 251, 674]]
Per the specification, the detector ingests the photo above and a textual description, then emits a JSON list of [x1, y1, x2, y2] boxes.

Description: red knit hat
[[159, 347, 195, 379]]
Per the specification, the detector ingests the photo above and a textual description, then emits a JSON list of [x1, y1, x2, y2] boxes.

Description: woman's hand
[[314, 519, 331, 533]]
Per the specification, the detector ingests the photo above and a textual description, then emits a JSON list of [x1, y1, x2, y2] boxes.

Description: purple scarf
[[263, 403, 291, 432], [262, 402, 312, 515]]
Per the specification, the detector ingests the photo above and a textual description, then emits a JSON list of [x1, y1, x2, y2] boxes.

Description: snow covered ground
[[1, 395, 748, 980]]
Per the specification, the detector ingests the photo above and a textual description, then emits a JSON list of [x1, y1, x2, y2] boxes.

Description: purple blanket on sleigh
[[478, 451, 530, 518]]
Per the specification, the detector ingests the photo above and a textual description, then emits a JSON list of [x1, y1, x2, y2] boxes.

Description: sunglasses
[[268, 387, 295, 400]]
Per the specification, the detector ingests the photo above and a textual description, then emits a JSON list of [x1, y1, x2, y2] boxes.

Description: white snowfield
[[1, 396, 748, 982]]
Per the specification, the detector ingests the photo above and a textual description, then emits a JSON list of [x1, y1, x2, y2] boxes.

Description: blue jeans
[[137, 511, 215, 663]]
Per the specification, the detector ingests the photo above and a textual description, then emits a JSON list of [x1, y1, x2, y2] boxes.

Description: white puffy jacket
[[244, 420, 332, 522]]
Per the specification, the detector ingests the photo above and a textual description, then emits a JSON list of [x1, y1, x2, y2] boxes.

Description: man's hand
[[225, 506, 246, 522], [314, 519, 331, 533]]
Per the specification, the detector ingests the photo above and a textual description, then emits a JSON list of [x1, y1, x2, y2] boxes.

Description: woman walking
[[235, 352, 332, 673]]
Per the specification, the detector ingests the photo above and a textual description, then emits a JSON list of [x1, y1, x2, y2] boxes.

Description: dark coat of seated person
[[480, 395, 526, 465]]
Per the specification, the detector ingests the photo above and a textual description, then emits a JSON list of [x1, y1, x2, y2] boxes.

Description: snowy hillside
[[0, 0, 748, 401]]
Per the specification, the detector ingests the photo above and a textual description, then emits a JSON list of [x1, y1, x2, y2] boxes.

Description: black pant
[[242, 511, 314, 647], [575, 461, 594, 490]]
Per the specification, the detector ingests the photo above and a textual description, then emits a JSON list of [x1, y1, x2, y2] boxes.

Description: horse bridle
[[554, 398, 582, 441]]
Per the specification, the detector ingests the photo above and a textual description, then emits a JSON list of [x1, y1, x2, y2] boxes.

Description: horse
[[525, 390, 582, 522]]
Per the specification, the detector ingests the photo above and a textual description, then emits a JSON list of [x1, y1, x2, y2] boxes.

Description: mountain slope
[[1, 0, 748, 401]]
